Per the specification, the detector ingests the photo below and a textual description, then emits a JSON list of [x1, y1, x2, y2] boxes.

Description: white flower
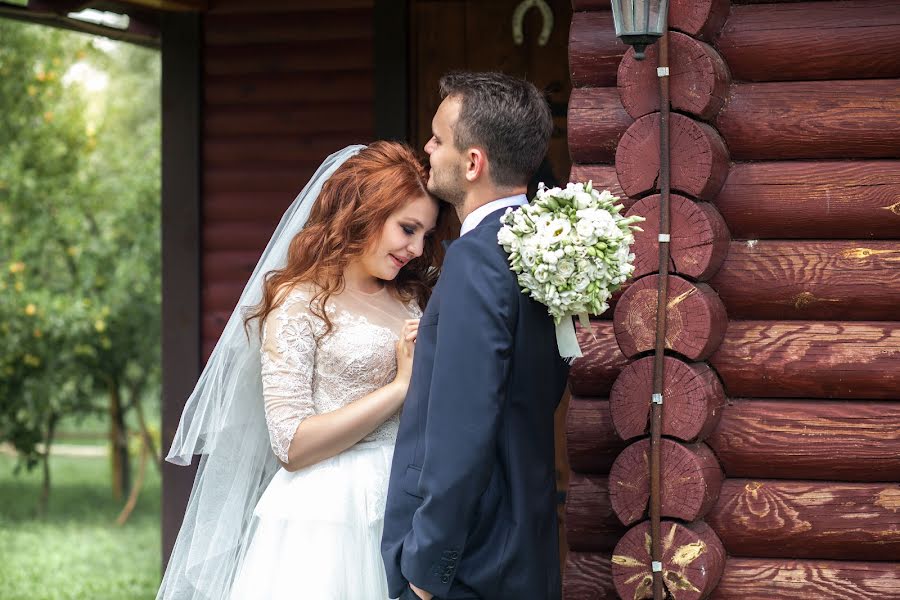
[[556, 258, 575, 279], [497, 226, 517, 248]]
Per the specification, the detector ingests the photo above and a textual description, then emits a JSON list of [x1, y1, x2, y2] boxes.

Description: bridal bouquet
[[497, 181, 644, 358]]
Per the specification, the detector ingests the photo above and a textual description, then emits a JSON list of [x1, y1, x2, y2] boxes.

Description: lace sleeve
[[260, 303, 318, 463]]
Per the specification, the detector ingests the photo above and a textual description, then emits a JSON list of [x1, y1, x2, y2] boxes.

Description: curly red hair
[[245, 141, 449, 336]]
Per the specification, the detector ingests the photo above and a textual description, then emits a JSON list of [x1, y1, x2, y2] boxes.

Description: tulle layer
[[229, 440, 396, 600]]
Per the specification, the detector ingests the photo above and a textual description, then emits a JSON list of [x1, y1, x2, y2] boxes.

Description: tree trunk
[[109, 379, 130, 500], [38, 413, 58, 517]]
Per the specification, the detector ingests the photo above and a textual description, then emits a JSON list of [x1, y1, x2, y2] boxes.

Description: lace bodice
[[260, 284, 422, 463]]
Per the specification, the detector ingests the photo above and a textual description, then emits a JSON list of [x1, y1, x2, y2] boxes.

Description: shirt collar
[[459, 194, 528, 237]]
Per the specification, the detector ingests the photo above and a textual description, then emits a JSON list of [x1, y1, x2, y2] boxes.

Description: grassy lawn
[[0, 451, 161, 599]]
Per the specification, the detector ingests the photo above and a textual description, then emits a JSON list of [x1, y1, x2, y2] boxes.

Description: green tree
[[0, 21, 161, 513]]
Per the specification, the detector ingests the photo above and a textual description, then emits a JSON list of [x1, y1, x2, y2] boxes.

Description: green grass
[[0, 452, 161, 599]]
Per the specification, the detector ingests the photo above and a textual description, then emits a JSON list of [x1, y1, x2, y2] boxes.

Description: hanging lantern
[[609, 0, 669, 60]]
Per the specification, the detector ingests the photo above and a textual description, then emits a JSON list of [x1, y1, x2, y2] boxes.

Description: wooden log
[[616, 113, 730, 200], [609, 439, 723, 525], [708, 480, 900, 561], [565, 554, 900, 599], [205, 167, 320, 194], [205, 103, 373, 136], [566, 473, 628, 552], [568, 11, 624, 88], [204, 221, 275, 252], [563, 551, 617, 599], [568, 87, 633, 164], [209, 0, 372, 14], [710, 321, 900, 399], [571, 0, 610, 9], [204, 192, 293, 222], [708, 399, 900, 482], [568, 163, 632, 209], [626, 195, 730, 280], [717, 1, 900, 83], [714, 161, 900, 240], [612, 520, 726, 600], [203, 250, 261, 281], [568, 321, 629, 396], [710, 241, 900, 320], [204, 10, 373, 45], [566, 397, 629, 474], [618, 32, 730, 121], [202, 282, 244, 313], [204, 40, 373, 76], [570, 477, 900, 561], [204, 134, 363, 166], [716, 80, 900, 161], [610, 356, 725, 442], [613, 275, 728, 360], [669, 0, 731, 41]]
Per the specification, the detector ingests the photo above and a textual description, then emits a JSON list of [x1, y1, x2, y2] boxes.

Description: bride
[[157, 142, 448, 599]]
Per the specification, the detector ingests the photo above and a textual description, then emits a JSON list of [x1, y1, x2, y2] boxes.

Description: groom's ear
[[465, 147, 487, 183]]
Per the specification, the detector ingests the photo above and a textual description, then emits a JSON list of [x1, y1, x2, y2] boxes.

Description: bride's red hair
[[245, 141, 448, 336]]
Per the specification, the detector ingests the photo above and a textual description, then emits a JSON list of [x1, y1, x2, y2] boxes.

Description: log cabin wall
[[564, 0, 900, 598], [200, 0, 375, 355]]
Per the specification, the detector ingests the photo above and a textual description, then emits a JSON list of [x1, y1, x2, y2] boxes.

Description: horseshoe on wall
[[512, 0, 554, 46]]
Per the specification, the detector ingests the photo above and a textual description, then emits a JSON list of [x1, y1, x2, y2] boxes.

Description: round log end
[[618, 32, 731, 121], [615, 113, 730, 200], [608, 439, 724, 525], [612, 520, 726, 600], [613, 275, 728, 360], [610, 355, 725, 441], [626, 195, 731, 281], [670, 0, 731, 41]]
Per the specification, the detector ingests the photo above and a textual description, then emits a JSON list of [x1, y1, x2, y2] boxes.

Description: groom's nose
[[424, 136, 436, 155]]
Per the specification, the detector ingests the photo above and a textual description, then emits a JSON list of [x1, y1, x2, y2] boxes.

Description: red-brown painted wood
[[568, 163, 631, 209], [669, 0, 731, 41], [716, 80, 900, 160], [717, 1, 900, 82], [204, 10, 373, 45], [568, 87, 634, 164], [205, 103, 373, 136], [205, 71, 374, 105], [204, 134, 364, 167], [610, 356, 725, 442], [710, 321, 900, 399], [714, 161, 900, 240], [613, 275, 728, 360], [205, 39, 373, 76], [615, 112, 730, 200], [568, 321, 629, 396], [565, 473, 628, 552], [568, 11, 624, 88], [565, 554, 900, 599], [708, 480, 900, 561], [618, 32, 730, 121], [710, 241, 900, 321], [708, 399, 900, 482], [612, 520, 726, 600], [627, 195, 730, 280], [566, 397, 629, 474], [609, 439, 723, 525]]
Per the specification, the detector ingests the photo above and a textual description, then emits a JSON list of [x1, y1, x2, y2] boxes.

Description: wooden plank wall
[[564, 0, 900, 598], [200, 0, 375, 355]]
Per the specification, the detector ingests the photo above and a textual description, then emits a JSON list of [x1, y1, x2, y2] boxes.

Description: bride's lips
[[389, 254, 407, 268]]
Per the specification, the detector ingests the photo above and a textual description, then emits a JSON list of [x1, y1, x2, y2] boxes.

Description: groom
[[381, 72, 570, 600]]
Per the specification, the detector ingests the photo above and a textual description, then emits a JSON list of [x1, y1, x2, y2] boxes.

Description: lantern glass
[[610, 0, 669, 58]]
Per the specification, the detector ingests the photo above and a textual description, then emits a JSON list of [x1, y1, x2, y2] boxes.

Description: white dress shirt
[[459, 194, 528, 237]]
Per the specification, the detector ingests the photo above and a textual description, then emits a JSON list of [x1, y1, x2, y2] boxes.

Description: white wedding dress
[[229, 284, 420, 600]]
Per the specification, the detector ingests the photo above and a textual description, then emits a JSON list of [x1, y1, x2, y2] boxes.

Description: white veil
[[157, 145, 365, 600]]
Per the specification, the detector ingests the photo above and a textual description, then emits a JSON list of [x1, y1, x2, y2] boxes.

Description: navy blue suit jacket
[[381, 208, 570, 599]]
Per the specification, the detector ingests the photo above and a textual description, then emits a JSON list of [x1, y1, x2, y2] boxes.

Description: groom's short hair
[[439, 71, 552, 189]]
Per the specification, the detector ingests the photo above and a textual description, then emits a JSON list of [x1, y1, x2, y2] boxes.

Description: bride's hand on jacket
[[393, 319, 419, 389]]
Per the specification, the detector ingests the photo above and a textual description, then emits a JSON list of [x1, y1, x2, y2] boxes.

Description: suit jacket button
[[441, 575, 450, 584], [449, 551, 459, 559]]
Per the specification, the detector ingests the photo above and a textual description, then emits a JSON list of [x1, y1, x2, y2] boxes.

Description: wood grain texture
[[716, 80, 900, 160], [566, 473, 628, 552], [707, 399, 900, 482], [568, 164, 631, 209], [565, 554, 900, 599], [708, 479, 900, 560], [569, 321, 629, 397], [612, 520, 726, 600], [609, 439, 723, 524], [618, 31, 730, 121], [568, 87, 633, 164], [613, 275, 728, 360], [615, 112, 730, 200], [568, 11, 624, 88], [710, 240, 900, 320], [717, 1, 900, 82], [566, 397, 629, 474], [609, 356, 725, 442], [714, 160, 900, 240], [710, 321, 900, 399], [627, 195, 730, 280]]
